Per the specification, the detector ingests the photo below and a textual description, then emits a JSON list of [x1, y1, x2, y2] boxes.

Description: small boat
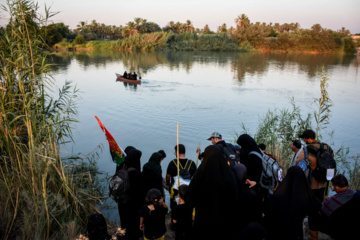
[[116, 73, 141, 84]]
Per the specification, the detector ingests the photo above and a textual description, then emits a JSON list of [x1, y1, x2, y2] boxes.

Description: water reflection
[[48, 50, 357, 82], [120, 81, 139, 90]]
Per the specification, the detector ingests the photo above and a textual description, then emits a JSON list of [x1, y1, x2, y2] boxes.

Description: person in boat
[[129, 72, 133, 80], [133, 72, 137, 80], [123, 71, 128, 78]]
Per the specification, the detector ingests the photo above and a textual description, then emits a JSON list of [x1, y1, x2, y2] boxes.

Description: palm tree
[[185, 20, 194, 32], [169, 21, 175, 31], [235, 14, 250, 29], [76, 21, 86, 33], [203, 24, 210, 33], [126, 21, 138, 36], [217, 23, 227, 33], [100, 23, 106, 39], [294, 22, 300, 31], [141, 18, 148, 33], [134, 18, 142, 32]]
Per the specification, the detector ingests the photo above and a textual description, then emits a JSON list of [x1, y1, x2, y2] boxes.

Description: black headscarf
[[232, 163, 247, 190], [237, 134, 262, 159], [263, 166, 315, 240], [142, 152, 164, 196], [125, 148, 142, 170], [236, 134, 263, 183], [116, 146, 142, 173], [87, 213, 111, 240], [186, 145, 240, 240]]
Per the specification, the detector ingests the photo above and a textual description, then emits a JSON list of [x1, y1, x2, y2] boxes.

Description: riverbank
[[103, 214, 333, 240], [53, 31, 358, 54]]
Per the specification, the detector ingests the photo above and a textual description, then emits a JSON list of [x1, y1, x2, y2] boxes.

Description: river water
[[49, 50, 360, 221]]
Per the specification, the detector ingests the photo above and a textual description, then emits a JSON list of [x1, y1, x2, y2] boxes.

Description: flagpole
[[177, 122, 180, 188], [196, 142, 200, 167]]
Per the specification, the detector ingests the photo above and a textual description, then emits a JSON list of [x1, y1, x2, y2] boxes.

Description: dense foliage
[[0, 1, 102, 239], [48, 14, 357, 54]]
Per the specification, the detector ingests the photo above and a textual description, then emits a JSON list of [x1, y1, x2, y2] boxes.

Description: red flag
[[95, 116, 126, 166]]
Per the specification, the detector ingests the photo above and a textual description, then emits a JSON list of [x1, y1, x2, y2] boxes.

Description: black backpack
[[172, 159, 192, 179], [109, 166, 135, 203], [309, 143, 336, 183], [218, 143, 240, 168]]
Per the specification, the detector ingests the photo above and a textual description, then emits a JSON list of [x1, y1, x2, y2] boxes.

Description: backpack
[[249, 151, 282, 195], [109, 166, 135, 203], [172, 159, 192, 190], [173, 159, 192, 179], [309, 143, 336, 183], [218, 143, 241, 168]]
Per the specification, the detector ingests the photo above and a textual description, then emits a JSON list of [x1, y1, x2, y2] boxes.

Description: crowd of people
[[123, 71, 138, 80], [88, 129, 359, 240]]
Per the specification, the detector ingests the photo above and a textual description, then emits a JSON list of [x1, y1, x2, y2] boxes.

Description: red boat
[[116, 73, 141, 84]]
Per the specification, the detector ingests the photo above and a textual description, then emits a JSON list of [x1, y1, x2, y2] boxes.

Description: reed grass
[[236, 69, 359, 187], [236, 97, 312, 171], [0, 1, 102, 239]]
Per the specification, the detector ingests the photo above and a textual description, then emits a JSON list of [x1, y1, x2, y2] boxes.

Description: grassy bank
[[53, 30, 357, 54], [0, 1, 103, 239], [54, 32, 248, 52]]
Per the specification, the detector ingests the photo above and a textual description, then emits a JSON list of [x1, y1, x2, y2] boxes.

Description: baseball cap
[[298, 129, 315, 139], [207, 132, 222, 140]]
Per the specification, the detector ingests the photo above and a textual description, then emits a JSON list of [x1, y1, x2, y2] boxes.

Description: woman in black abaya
[[236, 134, 263, 184], [263, 166, 316, 240], [117, 147, 145, 240], [232, 163, 263, 229], [185, 145, 240, 240], [142, 152, 165, 198]]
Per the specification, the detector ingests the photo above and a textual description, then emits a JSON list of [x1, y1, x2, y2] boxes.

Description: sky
[[1, 0, 360, 34]]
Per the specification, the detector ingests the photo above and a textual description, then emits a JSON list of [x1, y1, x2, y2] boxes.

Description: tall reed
[[236, 68, 359, 187], [314, 66, 332, 139], [236, 98, 312, 171], [0, 1, 102, 239]]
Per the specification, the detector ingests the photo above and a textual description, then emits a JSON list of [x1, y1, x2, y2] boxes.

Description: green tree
[[73, 34, 85, 44], [235, 14, 250, 29], [40, 22, 73, 46], [203, 24, 211, 33], [217, 23, 227, 33], [76, 21, 86, 33]]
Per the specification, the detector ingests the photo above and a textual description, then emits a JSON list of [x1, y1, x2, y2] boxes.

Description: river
[[49, 50, 360, 221]]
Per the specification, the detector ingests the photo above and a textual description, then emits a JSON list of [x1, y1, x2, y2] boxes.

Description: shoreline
[[104, 213, 333, 240], [52, 47, 356, 55]]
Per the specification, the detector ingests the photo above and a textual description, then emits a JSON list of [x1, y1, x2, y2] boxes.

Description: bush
[[343, 37, 356, 54], [73, 34, 86, 45]]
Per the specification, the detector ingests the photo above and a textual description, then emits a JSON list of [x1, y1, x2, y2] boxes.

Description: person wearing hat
[[295, 129, 334, 240], [206, 132, 240, 167]]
